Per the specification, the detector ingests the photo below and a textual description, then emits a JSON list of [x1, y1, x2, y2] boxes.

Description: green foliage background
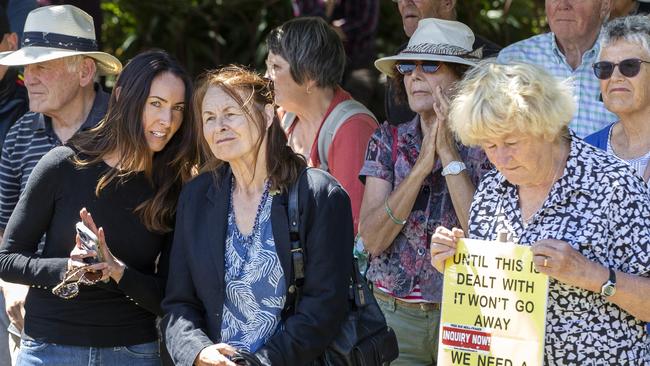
[[100, 0, 548, 77]]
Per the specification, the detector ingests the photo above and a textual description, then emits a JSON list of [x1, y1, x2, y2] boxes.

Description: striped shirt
[[497, 32, 616, 138], [0, 86, 109, 230]]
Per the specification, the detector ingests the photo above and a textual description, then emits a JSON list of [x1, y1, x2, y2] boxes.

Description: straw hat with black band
[[0, 5, 121, 75], [375, 18, 482, 78]]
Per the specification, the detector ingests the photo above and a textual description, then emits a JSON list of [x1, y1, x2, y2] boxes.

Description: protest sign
[[437, 238, 549, 366]]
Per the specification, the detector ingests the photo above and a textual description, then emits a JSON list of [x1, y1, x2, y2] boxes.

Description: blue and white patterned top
[[221, 180, 286, 352], [497, 32, 616, 138]]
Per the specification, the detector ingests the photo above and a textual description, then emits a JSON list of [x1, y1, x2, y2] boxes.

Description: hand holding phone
[[75, 221, 104, 264]]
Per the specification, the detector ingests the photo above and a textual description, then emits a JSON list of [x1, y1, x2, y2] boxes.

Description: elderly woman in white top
[[586, 15, 650, 187], [431, 61, 650, 364]]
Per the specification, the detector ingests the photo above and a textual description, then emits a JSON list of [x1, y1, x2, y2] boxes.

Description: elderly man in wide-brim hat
[[357, 18, 490, 365], [0, 5, 121, 362]]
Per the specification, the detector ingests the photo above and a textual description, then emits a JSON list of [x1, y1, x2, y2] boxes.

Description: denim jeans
[[16, 339, 161, 366], [376, 294, 441, 366]]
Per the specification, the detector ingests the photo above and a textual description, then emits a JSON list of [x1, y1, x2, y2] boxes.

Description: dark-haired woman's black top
[[0, 146, 171, 347]]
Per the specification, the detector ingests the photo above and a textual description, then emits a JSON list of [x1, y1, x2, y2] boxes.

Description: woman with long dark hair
[[0, 49, 200, 365]]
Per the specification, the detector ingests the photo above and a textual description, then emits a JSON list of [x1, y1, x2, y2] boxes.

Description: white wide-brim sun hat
[[0, 5, 122, 75], [375, 18, 482, 78]]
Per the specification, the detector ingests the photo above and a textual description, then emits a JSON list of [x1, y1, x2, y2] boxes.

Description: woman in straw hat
[[357, 18, 490, 365], [0, 49, 199, 365]]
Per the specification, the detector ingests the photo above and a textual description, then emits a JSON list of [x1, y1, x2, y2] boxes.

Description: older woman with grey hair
[[265, 17, 378, 233], [431, 61, 650, 364], [586, 15, 650, 188]]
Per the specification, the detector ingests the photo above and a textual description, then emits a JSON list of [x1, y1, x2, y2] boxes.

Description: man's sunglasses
[[592, 58, 650, 80], [395, 60, 442, 75]]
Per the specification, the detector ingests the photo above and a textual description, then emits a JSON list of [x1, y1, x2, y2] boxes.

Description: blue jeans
[[16, 339, 161, 366]]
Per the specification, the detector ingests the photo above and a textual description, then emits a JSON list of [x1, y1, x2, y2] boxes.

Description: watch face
[[444, 161, 465, 176], [602, 284, 616, 297], [449, 164, 462, 174]]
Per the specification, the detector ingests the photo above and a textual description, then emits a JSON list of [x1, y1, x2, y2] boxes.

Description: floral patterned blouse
[[220, 180, 286, 352], [359, 116, 490, 302], [468, 135, 650, 365]]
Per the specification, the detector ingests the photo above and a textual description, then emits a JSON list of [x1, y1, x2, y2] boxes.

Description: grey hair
[[600, 15, 650, 57], [266, 17, 345, 89], [63, 55, 97, 73]]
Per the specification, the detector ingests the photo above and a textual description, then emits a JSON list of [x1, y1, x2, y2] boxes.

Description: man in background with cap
[[0, 5, 121, 363], [0, 4, 27, 365], [497, 0, 615, 138]]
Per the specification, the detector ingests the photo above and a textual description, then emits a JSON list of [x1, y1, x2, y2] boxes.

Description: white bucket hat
[[0, 5, 122, 75], [375, 18, 481, 78]]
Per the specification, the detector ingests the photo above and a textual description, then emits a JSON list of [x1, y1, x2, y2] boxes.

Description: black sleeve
[[114, 232, 172, 316], [256, 184, 354, 365], [0, 149, 68, 286], [161, 192, 213, 366]]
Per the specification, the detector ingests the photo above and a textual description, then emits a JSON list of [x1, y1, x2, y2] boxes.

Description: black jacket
[[162, 167, 354, 366], [0, 69, 28, 149]]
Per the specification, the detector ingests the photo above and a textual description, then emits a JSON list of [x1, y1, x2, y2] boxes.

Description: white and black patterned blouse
[[468, 135, 650, 365]]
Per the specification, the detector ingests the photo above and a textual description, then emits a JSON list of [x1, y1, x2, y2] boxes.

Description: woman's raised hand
[[78, 208, 126, 283], [432, 86, 457, 158], [430, 226, 464, 273]]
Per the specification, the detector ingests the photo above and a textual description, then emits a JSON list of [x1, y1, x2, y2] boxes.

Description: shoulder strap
[[281, 112, 297, 133], [317, 99, 378, 171], [288, 168, 308, 288]]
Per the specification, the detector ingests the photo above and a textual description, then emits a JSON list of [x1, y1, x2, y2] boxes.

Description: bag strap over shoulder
[[317, 99, 378, 171], [288, 168, 308, 289], [281, 112, 297, 132], [287, 169, 372, 309]]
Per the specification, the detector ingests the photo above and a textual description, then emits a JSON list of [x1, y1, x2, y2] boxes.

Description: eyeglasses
[[52, 266, 102, 299], [395, 60, 442, 75], [592, 58, 650, 80]]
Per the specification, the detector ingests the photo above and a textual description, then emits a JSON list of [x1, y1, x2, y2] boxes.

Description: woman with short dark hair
[[265, 16, 378, 233], [0, 49, 200, 365], [162, 66, 353, 366]]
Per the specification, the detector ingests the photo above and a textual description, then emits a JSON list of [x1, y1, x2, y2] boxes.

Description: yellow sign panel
[[437, 239, 549, 366]]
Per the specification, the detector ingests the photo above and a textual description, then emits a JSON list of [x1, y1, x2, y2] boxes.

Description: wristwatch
[[600, 268, 617, 297], [441, 161, 466, 176]]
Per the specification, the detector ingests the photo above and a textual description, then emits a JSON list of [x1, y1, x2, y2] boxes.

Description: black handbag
[[287, 170, 399, 366]]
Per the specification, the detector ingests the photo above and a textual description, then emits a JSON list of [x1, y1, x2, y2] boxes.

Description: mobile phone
[[75, 221, 103, 264]]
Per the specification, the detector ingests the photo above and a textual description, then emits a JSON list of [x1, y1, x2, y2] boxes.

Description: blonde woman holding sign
[[431, 61, 650, 365]]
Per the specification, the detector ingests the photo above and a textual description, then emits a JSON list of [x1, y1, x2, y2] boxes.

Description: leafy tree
[[101, 0, 547, 77]]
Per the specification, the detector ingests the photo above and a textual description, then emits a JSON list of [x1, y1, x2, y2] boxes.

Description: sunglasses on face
[[395, 60, 442, 75], [592, 58, 650, 80]]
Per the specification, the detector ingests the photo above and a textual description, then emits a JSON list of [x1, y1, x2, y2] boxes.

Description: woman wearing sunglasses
[[586, 15, 650, 188], [357, 19, 490, 365], [430, 60, 650, 364], [0, 50, 200, 365]]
